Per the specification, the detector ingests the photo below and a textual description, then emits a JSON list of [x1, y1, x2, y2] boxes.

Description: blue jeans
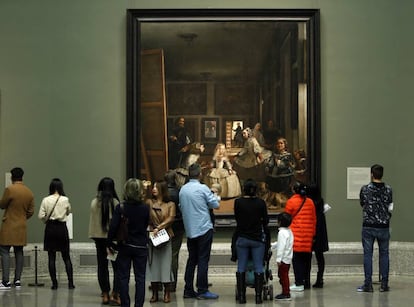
[[117, 244, 148, 307], [362, 227, 390, 286], [0, 245, 23, 283], [184, 229, 213, 294], [236, 237, 265, 273]]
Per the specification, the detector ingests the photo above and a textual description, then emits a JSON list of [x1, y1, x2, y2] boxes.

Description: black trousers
[[292, 252, 312, 286], [93, 238, 119, 293]]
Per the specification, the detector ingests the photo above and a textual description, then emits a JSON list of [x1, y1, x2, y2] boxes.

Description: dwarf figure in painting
[[265, 137, 295, 197], [207, 143, 241, 199]]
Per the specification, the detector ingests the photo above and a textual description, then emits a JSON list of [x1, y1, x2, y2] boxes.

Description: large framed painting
[[126, 9, 321, 226]]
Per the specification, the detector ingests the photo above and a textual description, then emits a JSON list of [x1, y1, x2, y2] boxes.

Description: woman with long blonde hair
[[207, 143, 241, 198]]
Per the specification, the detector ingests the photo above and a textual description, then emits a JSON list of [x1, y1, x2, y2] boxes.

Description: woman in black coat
[[308, 183, 329, 288], [107, 179, 150, 307]]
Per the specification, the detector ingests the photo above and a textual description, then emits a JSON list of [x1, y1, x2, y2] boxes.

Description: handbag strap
[[292, 196, 307, 219], [46, 196, 60, 221], [119, 202, 126, 218]]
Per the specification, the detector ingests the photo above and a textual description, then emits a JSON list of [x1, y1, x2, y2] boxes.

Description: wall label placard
[[347, 167, 370, 199]]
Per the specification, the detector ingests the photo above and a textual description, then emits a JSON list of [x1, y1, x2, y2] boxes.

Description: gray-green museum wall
[[0, 0, 413, 244]]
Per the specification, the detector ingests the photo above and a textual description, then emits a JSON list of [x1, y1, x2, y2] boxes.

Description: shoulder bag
[[115, 203, 129, 244], [292, 196, 307, 219], [45, 196, 60, 223]]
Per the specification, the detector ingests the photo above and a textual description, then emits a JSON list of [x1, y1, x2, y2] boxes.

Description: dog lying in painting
[[257, 181, 288, 210]]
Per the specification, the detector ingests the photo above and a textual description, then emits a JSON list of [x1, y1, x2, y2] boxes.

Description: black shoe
[[380, 285, 390, 292], [183, 290, 198, 298], [313, 281, 324, 288], [357, 285, 373, 292], [275, 293, 291, 301], [13, 280, 21, 289]]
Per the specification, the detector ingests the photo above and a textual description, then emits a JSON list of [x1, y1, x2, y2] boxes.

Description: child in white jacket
[[275, 212, 294, 300]]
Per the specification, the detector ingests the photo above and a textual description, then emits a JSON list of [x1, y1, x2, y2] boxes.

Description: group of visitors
[[0, 163, 393, 305], [102, 162, 220, 306], [0, 168, 75, 291], [270, 164, 392, 302], [0, 165, 219, 306], [232, 179, 322, 303]]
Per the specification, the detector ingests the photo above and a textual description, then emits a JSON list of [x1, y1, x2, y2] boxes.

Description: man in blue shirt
[[179, 163, 220, 300]]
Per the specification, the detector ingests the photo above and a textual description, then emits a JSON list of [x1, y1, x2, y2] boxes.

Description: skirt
[[207, 168, 242, 198], [44, 220, 70, 252], [147, 240, 174, 283]]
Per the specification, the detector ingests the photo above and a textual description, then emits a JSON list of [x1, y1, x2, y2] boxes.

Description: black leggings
[[313, 250, 325, 279], [48, 250, 73, 281]]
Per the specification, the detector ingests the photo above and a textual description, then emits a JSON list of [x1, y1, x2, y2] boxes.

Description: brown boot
[[150, 282, 159, 303], [110, 292, 121, 306], [102, 292, 110, 305], [163, 283, 171, 303]]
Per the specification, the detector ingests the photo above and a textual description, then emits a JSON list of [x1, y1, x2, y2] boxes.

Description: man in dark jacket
[[358, 164, 393, 293]]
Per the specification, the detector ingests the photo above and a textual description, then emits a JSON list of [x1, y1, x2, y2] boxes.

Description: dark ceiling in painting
[[140, 21, 296, 82]]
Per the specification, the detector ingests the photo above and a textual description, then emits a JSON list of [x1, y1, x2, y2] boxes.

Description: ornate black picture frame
[[126, 9, 321, 224]]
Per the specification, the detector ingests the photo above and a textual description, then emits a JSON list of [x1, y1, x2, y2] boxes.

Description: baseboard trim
[[3, 241, 412, 278]]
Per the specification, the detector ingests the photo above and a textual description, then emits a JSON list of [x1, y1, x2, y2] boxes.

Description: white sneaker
[[290, 284, 305, 292], [0, 281, 12, 290]]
